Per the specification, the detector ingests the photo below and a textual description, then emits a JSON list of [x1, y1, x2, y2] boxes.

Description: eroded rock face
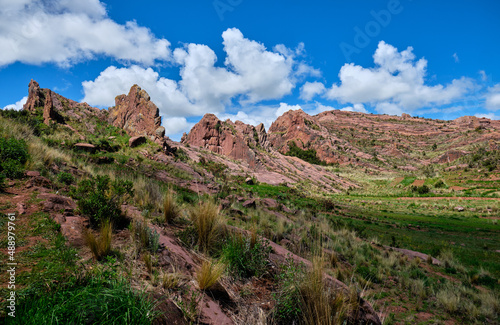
[[23, 80, 61, 125], [181, 114, 268, 167], [108, 85, 161, 138], [22, 79, 102, 127], [268, 109, 341, 164]]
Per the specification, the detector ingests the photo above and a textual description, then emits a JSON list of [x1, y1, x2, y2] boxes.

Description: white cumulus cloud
[[325, 41, 474, 115], [0, 0, 171, 67], [2, 96, 27, 111], [300, 81, 326, 101], [485, 84, 500, 111], [341, 103, 368, 113], [82, 65, 202, 117], [82, 28, 319, 136]]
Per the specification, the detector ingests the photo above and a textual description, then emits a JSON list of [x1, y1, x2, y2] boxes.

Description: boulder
[[261, 198, 278, 209], [25, 171, 40, 177], [129, 136, 147, 148], [155, 126, 166, 138], [74, 143, 96, 153], [39, 193, 77, 214], [242, 199, 256, 209]]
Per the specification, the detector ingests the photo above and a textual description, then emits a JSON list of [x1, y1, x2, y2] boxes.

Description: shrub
[[434, 180, 446, 188], [57, 172, 75, 185], [196, 260, 225, 290], [131, 218, 160, 253], [273, 259, 304, 324], [285, 141, 325, 165], [189, 199, 223, 252], [83, 220, 112, 261], [0, 173, 5, 189], [75, 175, 133, 227], [0, 136, 29, 179], [222, 233, 271, 278], [163, 188, 179, 224], [411, 185, 430, 194]]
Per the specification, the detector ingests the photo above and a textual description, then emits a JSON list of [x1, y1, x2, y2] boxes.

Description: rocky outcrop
[[22, 79, 102, 127], [108, 85, 162, 138], [23, 80, 62, 125], [181, 114, 268, 167], [435, 150, 467, 164], [268, 109, 341, 164]]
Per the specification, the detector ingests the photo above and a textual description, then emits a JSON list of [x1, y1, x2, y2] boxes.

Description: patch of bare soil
[[390, 177, 404, 187], [411, 179, 425, 187], [449, 186, 468, 191]]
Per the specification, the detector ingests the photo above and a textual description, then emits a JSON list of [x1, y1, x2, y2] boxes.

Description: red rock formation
[[268, 109, 341, 164], [22, 79, 101, 126], [23, 80, 60, 125], [181, 114, 268, 167], [108, 85, 162, 138]]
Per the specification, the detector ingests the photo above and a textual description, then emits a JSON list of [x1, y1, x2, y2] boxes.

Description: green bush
[[434, 180, 446, 188], [221, 233, 271, 278], [57, 172, 75, 185], [285, 141, 325, 165], [411, 185, 430, 194], [74, 175, 133, 227], [0, 136, 29, 180], [272, 259, 304, 324]]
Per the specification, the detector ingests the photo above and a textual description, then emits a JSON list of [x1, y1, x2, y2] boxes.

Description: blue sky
[[1, 0, 500, 140]]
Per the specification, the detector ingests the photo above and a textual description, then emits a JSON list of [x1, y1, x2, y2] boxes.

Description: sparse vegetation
[[196, 260, 225, 290], [163, 188, 179, 224], [189, 199, 223, 252], [83, 220, 113, 261], [74, 175, 133, 227]]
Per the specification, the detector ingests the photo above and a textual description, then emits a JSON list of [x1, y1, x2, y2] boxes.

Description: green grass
[[400, 177, 417, 187], [8, 272, 158, 325]]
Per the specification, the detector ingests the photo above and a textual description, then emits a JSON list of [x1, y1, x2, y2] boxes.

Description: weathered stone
[[108, 85, 161, 137], [74, 143, 96, 153], [25, 171, 40, 177], [129, 136, 147, 148], [155, 126, 166, 138], [242, 199, 256, 209], [181, 114, 262, 167], [261, 198, 278, 209], [39, 193, 77, 214]]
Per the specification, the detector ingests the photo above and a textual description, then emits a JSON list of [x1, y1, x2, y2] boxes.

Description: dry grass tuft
[[190, 200, 223, 252], [161, 271, 183, 290], [143, 252, 153, 274], [196, 260, 225, 290], [299, 256, 347, 325], [163, 188, 179, 224], [83, 220, 112, 261]]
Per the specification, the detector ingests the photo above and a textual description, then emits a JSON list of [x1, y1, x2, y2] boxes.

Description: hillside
[[0, 81, 499, 325]]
